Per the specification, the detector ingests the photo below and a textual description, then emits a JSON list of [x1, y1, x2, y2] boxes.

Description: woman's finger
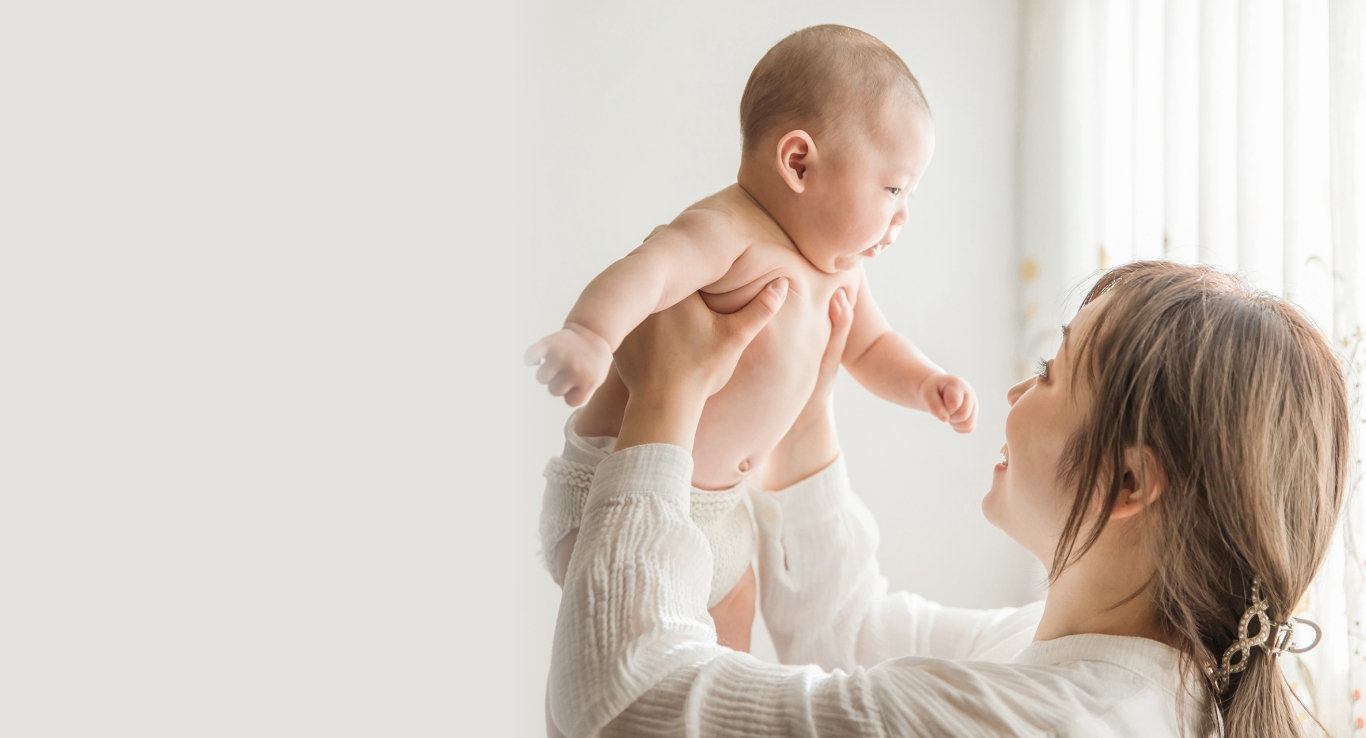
[[723, 277, 788, 347], [811, 288, 853, 396], [825, 288, 854, 364]]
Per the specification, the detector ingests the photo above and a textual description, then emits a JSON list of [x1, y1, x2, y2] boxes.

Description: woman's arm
[[754, 457, 1041, 670], [551, 432, 1070, 738], [548, 282, 786, 735], [547, 286, 1066, 737], [756, 291, 1037, 670]]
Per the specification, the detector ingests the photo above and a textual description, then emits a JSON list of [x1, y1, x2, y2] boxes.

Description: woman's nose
[[1007, 377, 1035, 406]]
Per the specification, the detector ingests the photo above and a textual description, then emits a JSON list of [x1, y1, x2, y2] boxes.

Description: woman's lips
[[995, 444, 1009, 472]]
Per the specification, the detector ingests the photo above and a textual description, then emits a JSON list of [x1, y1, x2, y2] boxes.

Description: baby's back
[[575, 187, 862, 489]]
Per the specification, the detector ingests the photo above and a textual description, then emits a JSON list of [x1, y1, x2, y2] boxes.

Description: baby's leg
[[556, 531, 756, 652], [544, 407, 759, 651], [710, 565, 756, 651]]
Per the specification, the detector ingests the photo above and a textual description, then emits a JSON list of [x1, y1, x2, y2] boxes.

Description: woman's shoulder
[[866, 634, 1200, 737]]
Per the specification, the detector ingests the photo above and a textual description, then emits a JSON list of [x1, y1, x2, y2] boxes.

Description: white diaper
[[539, 411, 756, 609]]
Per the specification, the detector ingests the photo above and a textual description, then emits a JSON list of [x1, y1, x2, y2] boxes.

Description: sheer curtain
[[1018, 0, 1365, 733]]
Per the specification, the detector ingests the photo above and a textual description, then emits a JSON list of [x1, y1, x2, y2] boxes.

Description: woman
[[547, 261, 1342, 737]]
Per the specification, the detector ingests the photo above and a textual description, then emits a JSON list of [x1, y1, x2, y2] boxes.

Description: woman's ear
[[774, 130, 816, 194], [1111, 446, 1165, 521]]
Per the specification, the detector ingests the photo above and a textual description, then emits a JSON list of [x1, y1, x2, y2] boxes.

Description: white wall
[[3, 3, 1030, 736], [517, 0, 1034, 727], [5, 3, 531, 736]]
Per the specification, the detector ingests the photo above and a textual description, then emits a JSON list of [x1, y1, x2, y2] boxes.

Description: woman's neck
[[1034, 534, 1175, 646]]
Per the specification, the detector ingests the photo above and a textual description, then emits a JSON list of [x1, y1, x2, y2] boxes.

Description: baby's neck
[[733, 164, 801, 254]]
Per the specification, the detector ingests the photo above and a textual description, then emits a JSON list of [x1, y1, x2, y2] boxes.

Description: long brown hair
[[1053, 261, 1348, 736]]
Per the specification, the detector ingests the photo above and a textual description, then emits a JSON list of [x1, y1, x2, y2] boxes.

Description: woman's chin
[[981, 470, 1006, 527]]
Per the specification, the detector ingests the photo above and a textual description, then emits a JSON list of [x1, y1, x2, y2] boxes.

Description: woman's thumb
[[728, 277, 788, 343]]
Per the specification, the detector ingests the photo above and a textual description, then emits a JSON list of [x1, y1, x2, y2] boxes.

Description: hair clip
[[1208, 580, 1322, 693]]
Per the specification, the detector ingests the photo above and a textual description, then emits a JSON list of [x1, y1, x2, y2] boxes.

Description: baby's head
[[738, 25, 933, 273]]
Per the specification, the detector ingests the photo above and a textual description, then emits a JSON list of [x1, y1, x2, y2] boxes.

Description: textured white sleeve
[[749, 455, 1042, 671], [537, 415, 755, 608], [549, 445, 1145, 738], [599, 650, 1128, 738], [548, 443, 727, 738]]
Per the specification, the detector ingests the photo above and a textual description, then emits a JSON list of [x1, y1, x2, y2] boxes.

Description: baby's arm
[[841, 271, 977, 432], [526, 210, 748, 406]]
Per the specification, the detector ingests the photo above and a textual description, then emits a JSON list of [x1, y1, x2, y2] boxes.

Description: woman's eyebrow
[[1061, 324, 1070, 354]]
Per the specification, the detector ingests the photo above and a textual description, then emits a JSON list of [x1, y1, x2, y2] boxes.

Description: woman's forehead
[[1070, 293, 1112, 337]]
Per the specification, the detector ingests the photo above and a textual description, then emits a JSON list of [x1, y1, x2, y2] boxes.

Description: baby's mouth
[[863, 243, 888, 258]]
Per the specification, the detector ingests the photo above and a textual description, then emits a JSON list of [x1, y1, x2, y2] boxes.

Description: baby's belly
[[687, 305, 828, 489], [575, 259, 850, 490]]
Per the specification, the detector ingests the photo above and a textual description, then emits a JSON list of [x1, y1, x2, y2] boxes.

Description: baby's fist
[[524, 325, 613, 407], [919, 373, 978, 433]]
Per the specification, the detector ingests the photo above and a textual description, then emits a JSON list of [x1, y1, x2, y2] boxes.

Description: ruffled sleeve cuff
[[585, 443, 695, 514]]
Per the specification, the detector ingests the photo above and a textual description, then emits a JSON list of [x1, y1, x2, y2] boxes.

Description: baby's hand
[[524, 324, 614, 407], [918, 373, 978, 433]]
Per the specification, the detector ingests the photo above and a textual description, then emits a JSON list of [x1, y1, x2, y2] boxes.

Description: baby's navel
[[738, 458, 752, 474]]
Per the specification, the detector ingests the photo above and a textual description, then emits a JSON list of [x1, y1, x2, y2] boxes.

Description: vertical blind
[[1017, 0, 1365, 733]]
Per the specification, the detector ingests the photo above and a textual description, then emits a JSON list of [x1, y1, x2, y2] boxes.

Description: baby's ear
[[775, 130, 816, 193]]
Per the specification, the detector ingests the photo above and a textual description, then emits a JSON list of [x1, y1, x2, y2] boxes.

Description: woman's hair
[[1055, 261, 1348, 737]]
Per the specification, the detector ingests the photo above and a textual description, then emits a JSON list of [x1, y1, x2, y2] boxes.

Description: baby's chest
[[700, 243, 860, 348], [702, 242, 858, 312]]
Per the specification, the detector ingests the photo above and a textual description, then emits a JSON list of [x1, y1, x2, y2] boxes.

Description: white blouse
[[548, 444, 1205, 737]]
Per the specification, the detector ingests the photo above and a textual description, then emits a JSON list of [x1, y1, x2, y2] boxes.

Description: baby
[[530, 25, 977, 652]]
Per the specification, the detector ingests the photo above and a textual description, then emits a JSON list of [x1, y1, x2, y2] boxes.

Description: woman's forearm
[[615, 392, 707, 453], [548, 444, 724, 736]]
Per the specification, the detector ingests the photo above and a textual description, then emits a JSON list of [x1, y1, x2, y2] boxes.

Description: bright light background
[[1, 2, 1040, 736]]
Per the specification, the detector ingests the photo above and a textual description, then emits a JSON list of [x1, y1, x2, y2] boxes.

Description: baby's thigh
[[708, 564, 756, 653], [559, 531, 756, 652]]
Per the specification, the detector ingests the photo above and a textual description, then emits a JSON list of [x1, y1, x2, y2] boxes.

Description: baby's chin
[[826, 247, 879, 272]]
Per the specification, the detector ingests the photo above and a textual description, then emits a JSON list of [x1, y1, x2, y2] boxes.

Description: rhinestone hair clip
[[1208, 580, 1323, 693]]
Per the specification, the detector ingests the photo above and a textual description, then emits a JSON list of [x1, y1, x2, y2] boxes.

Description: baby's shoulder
[[679, 186, 780, 243]]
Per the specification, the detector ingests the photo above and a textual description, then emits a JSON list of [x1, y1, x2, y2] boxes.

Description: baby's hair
[[739, 24, 929, 153]]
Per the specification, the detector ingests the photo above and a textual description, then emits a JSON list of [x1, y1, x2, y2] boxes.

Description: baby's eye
[[887, 187, 901, 196], [1035, 358, 1052, 382]]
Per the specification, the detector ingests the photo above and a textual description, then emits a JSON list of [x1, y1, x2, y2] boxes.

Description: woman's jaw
[[982, 296, 1108, 565]]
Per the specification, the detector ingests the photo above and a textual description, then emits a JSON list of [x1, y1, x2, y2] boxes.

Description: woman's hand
[[614, 278, 789, 453], [764, 288, 854, 491]]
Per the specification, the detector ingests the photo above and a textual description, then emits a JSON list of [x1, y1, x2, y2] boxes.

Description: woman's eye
[[1035, 358, 1051, 382], [887, 187, 901, 196]]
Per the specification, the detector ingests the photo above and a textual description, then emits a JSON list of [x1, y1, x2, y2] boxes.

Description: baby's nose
[[891, 203, 909, 228]]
